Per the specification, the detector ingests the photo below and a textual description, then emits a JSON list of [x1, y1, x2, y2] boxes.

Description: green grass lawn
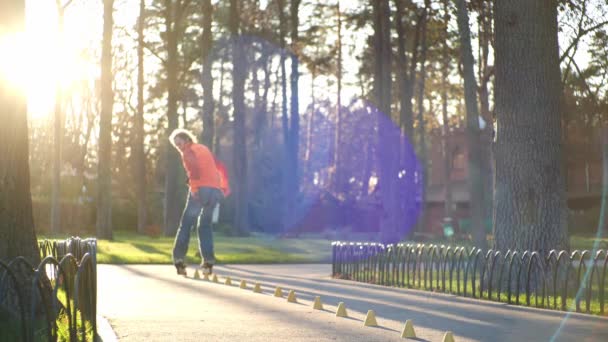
[[570, 235, 608, 251], [38, 231, 608, 265], [89, 231, 332, 264]]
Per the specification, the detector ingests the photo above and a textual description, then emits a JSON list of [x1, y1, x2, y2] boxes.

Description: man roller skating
[[169, 128, 229, 276]]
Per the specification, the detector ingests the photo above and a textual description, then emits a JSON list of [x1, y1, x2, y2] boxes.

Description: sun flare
[[0, 4, 97, 121]]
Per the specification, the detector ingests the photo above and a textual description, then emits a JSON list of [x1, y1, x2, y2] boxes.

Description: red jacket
[[180, 143, 221, 193]]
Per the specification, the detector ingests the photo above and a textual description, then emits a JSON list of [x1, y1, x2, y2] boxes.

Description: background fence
[[332, 241, 608, 315], [0, 237, 97, 342]]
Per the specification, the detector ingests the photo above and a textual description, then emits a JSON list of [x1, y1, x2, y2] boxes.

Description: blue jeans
[[172, 187, 222, 265]]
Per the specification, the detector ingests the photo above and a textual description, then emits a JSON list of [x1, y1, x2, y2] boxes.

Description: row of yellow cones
[[332, 301, 455, 342], [192, 269, 456, 341]]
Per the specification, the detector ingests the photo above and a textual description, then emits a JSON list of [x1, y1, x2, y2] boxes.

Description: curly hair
[[169, 128, 198, 149]]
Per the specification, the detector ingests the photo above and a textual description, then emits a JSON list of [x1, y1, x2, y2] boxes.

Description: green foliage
[[0, 316, 21, 342], [0, 313, 92, 342]]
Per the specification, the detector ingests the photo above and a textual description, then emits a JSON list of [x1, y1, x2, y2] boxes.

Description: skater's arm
[[182, 149, 200, 180]]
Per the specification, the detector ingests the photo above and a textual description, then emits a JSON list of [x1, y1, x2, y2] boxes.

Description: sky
[[21, 0, 133, 120], [10, 0, 364, 123], [0, 1, 598, 125]]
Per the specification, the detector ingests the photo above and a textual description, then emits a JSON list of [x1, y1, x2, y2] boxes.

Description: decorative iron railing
[[0, 237, 97, 341], [332, 242, 608, 315]]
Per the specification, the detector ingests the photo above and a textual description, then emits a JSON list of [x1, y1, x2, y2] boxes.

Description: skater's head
[[170, 128, 197, 151]]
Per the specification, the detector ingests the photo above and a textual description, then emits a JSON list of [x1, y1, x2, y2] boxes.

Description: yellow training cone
[[240, 280, 247, 289], [253, 283, 262, 293], [312, 296, 323, 310], [212, 274, 219, 283], [287, 290, 297, 303], [442, 331, 456, 342], [401, 320, 416, 338], [336, 302, 348, 317], [364, 310, 378, 327], [274, 286, 283, 297], [225, 277, 232, 285], [193, 269, 200, 279]]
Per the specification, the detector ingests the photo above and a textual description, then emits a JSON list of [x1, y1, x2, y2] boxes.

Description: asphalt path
[[97, 264, 608, 341]]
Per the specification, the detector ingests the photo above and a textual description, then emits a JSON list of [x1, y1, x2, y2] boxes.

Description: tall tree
[[394, 0, 423, 238], [373, 0, 399, 242], [230, 0, 249, 235], [333, 1, 343, 191], [394, 0, 416, 139], [255, 50, 271, 149], [476, 0, 492, 124], [277, 0, 289, 231], [441, 0, 453, 222], [475, 0, 494, 231], [0, 0, 39, 263], [494, 0, 568, 252], [97, 0, 114, 240], [278, 0, 288, 145], [455, 0, 486, 249], [162, 0, 189, 236], [215, 55, 227, 152], [51, 0, 73, 234], [286, 0, 301, 229], [415, 0, 430, 233], [134, 0, 147, 234], [199, 0, 215, 149]]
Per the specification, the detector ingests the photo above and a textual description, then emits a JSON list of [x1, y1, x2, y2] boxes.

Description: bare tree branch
[[560, 20, 608, 64], [122, 27, 168, 66], [562, 0, 588, 83], [567, 54, 598, 103], [178, 53, 199, 85], [62, 0, 74, 10]]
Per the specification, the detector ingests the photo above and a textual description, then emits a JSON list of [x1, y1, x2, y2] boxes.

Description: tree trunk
[[51, 5, 67, 235], [441, 0, 453, 222], [230, 0, 249, 236], [0, 0, 39, 263], [602, 128, 608, 237], [415, 0, 430, 234], [477, 0, 494, 236], [394, 0, 414, 139], [200, 0, 215, 149], [455, 0, 486, 249], [278, 0, 288, 146], [477, 1, 492, 124], [287, 0, 301, 230], [261, 52, 271, 142], [215, 57, 226, 153], [253, 53, 268, 149], [277, 0, 289, 232], [373, 0, 398, 243], [51, 74, 62, 235], [135, 0, 147, 234], [494, 0, 568, 253], [163, 0, 181, 236], [333, 1, 342, 192], [306, 68, 315, 164], [97, 0, 114, 240], [395, 0, 421, 238]]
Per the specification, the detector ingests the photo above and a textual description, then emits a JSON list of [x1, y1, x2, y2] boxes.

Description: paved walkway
[[98, 264, 608, 341]]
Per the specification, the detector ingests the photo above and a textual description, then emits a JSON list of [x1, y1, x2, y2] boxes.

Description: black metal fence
[[332, 242, 608, 315], [0, 237, 97, 341]]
